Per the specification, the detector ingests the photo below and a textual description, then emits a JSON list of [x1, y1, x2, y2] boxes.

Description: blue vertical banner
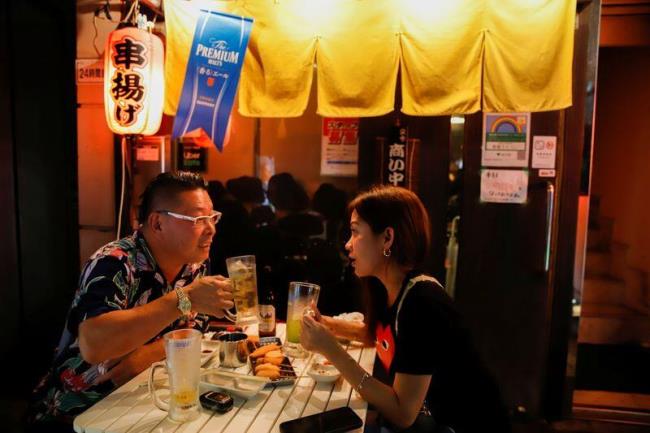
[[172, 10, 253, 151]]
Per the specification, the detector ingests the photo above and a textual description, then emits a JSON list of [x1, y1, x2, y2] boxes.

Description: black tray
[[248, 338, 296, 387]]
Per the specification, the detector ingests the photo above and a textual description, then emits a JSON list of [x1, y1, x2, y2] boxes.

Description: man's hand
[[97, 340, 165, 387], [186, 275, 234, 318]]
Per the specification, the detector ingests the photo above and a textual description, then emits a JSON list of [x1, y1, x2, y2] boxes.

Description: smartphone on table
[[279, 407, 363, 433]]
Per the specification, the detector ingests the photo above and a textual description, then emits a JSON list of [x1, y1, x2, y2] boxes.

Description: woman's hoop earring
[[383, 248, 391, 257]]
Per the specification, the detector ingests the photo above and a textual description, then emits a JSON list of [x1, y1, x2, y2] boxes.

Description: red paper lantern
[[104, 27, 164, 135]]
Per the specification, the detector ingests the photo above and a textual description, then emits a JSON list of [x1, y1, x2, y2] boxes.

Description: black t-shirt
[[373, 271, 511, 433]]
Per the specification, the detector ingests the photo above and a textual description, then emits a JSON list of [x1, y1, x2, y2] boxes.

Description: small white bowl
[[201, 340, 220, 366], [307, 362, 341, 383]]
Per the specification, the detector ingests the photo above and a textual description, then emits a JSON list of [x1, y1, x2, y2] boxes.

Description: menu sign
[[320, 118, 359, 177], [480, 169, 528, 204]]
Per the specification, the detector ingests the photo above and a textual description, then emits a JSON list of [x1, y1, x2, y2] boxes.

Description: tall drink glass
[[284, 281, 320, 358], [148, 329, 201, 422], [225, 255, 259, 326]]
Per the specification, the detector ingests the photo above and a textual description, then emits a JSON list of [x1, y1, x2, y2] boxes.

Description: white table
[[73, 323, 376, 433]]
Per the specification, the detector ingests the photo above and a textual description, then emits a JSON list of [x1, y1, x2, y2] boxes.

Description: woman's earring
[[383, 248, 391, 257]]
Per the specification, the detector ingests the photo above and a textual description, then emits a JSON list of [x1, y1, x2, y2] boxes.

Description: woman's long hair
[[347, 185, 431, 341]]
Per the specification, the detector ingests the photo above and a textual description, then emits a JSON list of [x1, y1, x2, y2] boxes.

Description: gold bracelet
[[355, 372, 371, 393]]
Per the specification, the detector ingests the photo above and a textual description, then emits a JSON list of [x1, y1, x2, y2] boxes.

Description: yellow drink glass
[[225, 255, 260, 326], [284, 281, 320, 358]]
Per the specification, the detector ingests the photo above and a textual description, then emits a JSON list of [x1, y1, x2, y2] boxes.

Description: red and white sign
[[320, 118, 359, 177]]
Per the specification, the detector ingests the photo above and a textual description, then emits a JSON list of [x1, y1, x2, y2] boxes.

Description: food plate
[[332, 312, 365, 345], [307, 356, 341, 383], [307, 362, 341, 383], [200, 369, 269, 399], [248, 337, 297, 387], [201, 340, 220, 366], [333, 312, 364, 322]]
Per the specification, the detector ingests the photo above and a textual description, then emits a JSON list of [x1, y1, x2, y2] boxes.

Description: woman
[[300, 185, 510, 433]]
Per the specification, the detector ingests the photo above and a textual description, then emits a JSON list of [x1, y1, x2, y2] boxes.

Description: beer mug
[[148, 329, 201, 422], [224, 255, 260, 326]]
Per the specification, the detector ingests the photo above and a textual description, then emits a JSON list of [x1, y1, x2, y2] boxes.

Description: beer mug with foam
[[148, 329, 202, 422]]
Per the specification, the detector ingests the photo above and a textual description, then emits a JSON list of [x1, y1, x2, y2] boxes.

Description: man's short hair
[[138, 171, 208, 225]]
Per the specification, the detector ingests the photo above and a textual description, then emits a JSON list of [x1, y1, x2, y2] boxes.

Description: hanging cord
[[150, 12, 158, 31], [123, 0, 140, 26], [92, 17, 101, 57], [91, 0, 142, 56], [116, 136, 127, 240], [93, 0, 148, 56], [113, 1, 145, 240], [92, 0, 118, 57]]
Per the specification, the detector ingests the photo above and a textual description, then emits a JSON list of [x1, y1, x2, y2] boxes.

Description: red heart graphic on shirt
[[375, 323, 395, 373]]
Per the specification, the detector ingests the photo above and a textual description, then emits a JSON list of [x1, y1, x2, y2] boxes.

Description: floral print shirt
[[29, 231, 209, 423]]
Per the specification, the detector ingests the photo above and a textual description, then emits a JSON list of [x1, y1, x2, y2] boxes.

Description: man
[[28, 171, 233, 428]]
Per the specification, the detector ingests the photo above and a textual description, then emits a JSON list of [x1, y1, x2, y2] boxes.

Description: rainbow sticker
[[490, 116, 522, 134], [482, 112, 530, 168]]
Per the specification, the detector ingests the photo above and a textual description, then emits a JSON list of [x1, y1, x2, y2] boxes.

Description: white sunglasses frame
[[156, 210, 222, 227]]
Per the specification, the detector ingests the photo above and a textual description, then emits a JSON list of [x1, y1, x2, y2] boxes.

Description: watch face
[[178, 292, 191, 314], [176, 287, 192, 315]]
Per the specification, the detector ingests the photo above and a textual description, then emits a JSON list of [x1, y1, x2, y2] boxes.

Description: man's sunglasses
[[155, 210, 222, 227]]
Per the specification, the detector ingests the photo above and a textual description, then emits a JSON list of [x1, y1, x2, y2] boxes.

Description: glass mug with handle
[[148, 329, 202, 423], [224, 255, 260, 326], [284, 281, 320, 358]]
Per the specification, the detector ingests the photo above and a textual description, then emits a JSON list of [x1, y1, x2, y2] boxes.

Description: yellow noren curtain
[[400, 0, 484, 115], [164, 0, 576, 117], [315, 0, 399, 117], [237, 1, 318, 117], [483, 0, 575, 112]]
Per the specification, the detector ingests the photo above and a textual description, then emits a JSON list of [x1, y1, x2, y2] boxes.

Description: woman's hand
[[300, 314, 339, 357], [308, 301, 322, 322]]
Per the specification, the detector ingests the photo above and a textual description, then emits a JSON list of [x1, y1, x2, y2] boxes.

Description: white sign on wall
[[75, 59, 104, 84], [480, 169, 529, 204], [531, 135, 557, 169]]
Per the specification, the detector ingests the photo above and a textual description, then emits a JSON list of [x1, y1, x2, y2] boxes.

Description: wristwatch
[[175, 286, 191, 316]]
